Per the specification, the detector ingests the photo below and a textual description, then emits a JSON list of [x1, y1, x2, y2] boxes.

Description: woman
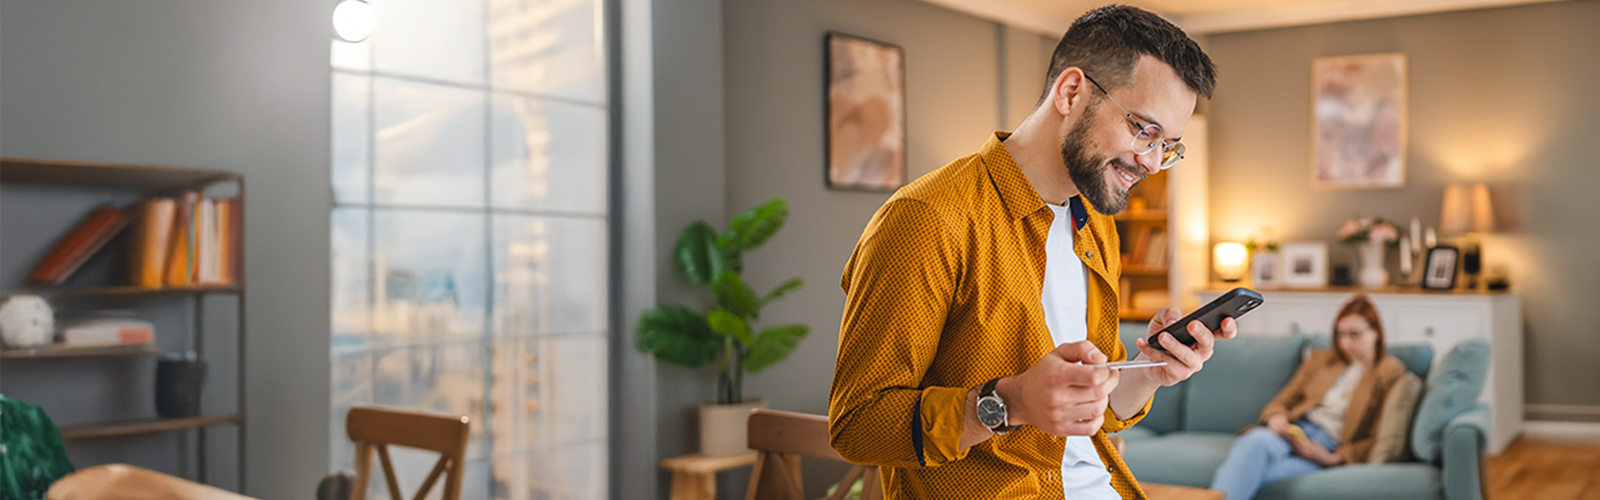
[[1209, 294, 1409, 500]]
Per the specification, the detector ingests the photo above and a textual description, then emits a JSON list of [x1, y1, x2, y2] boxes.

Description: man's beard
[[1060, 109, 1142, 215]]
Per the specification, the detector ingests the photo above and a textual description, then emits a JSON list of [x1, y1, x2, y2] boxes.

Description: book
[[28, 205, 133, 286], [164, 192, 199, 287], [58, 318, 154, 346], [128, 198, 177, 289]]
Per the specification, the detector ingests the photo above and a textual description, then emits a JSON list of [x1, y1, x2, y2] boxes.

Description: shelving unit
[[1115, 170, 1171, 322], [0, 156, 245, 490]]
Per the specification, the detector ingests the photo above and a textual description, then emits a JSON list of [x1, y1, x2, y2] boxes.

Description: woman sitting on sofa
[[1209, 294, 1409, 500]]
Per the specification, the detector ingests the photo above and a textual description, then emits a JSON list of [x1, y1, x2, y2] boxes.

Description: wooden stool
[[660, 453, 758, 500]]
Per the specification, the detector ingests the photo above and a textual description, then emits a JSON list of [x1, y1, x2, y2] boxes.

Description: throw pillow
[[1368, 372, 1423, 463], [1410, 338, 1491, 463]]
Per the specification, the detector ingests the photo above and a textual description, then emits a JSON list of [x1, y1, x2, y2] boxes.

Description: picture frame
[[1310, 53, 1407, 190], [825, 32, 906, 191], [1250, 251, 1281, 289], [1422, 245, 1460, 290], [1280, 242, 1329, 289]]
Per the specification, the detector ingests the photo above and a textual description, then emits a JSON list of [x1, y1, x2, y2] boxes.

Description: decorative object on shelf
[[0, 295, 55, 348], [1213, 242, 1248, 282], [1250, 251, 1280, 289], [634, 199, 810, 457], [1441, 183, 1495, 290], [1311, 53, 1407, 190], [1421, 246, 1460, 291], [1486, 264, 1511, 291], [1279, 242, 1329, 289], [58, 318, 154, 347], [1338, 216, 1399, 289], [826, 32, 905, 192], [28, 205, 133, 286], [155, 351, 207, 419]]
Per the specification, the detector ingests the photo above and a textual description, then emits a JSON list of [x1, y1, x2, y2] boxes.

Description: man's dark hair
[[1039, 4, 1216, 105]]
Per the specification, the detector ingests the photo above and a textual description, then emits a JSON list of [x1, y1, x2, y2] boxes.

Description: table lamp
[[1440, 183, 1494, 289], [1214, 242, 1248, 282]]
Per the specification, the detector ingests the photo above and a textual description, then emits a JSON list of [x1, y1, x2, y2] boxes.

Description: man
[[829, 5, 1234, 499]]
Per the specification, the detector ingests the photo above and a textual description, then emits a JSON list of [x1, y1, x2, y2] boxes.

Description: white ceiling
[[919, 0, 1569, 35]]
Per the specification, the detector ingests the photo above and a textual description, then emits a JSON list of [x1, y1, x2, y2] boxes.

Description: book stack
[[27, 195, 240, 288], [1126, 226, 1171, 269]]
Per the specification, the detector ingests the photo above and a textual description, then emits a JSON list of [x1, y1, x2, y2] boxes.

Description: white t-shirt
[[1306, 363, 1365, 439], [1041, 200, 1120, 499]]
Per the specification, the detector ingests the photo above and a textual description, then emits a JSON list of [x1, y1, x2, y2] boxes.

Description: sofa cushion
[[1183, 334, 1305, 433], [1368, 372, 1423, 463], [1119, 324, 1183, 434], [1412, 338, 1490, 463], [1255, 463, 1441, 500], [1120, 431, 1236, 488]]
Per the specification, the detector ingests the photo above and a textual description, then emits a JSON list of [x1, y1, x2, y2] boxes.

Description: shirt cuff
[[918, 386, 973, 466], [1102, 395, 1153, 433]]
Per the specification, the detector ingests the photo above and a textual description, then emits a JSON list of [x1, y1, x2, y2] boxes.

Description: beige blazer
[[1259, 349, 1408, 464]]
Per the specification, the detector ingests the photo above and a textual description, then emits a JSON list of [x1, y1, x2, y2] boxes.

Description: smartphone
[[1147, 287, 1264, 351]]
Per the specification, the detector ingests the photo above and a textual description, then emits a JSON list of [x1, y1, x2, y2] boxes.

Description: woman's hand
[[1265, 414, 1290, 438], [1289, 436, 1345, 467]]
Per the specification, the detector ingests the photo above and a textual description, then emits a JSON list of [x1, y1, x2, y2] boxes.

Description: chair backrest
[[346, 405, 471, 500], [744, 409, 881, 500]]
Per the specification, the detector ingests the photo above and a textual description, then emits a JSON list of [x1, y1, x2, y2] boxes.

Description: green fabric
[[1255, 463, 1442, 500], [1, 394, 75, 499], [1183, 333, 1305, 433], [1441, 404, 1490, 500], [1120, 432, 1237, 488], [1412, 339, 1490, 463]]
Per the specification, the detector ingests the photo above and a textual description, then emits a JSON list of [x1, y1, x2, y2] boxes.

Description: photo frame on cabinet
[[1280, 242, 1328, 289], [825, 32, 906, 191], [1422, 245, 1460, 290], [1311, 53, 1407, 190], [1251, 251, 1281, 289]]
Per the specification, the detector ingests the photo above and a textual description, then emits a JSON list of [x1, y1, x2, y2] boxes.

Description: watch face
[[976, 397, 1005, 427]]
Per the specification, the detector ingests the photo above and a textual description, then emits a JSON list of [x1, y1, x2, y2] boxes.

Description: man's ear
[[1051, 67, 1088, 117]]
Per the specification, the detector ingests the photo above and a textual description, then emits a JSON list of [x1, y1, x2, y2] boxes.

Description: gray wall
[[1204, 1, 1600, 417], [0, 0, 332, 497]]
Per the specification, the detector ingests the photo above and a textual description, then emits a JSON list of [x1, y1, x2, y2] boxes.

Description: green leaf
[[721, 199, 789, 253], [635, 305, 718, 367], [761, 277, 804, 306], [712, 271, 761, 318], [674, 222, 725, 284], [743, 324, 809, 373], [707, 308, 754, 346]]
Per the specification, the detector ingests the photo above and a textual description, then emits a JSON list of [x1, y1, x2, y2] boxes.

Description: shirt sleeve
[[829, 198, 967, 469]]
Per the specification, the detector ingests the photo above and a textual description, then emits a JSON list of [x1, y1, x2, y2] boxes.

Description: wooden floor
[[1485, 438, 1600, 499]]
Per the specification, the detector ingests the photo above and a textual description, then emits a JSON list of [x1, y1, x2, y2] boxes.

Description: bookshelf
[[1116, 170, 1171, 322], [0, 156, 245, 490]]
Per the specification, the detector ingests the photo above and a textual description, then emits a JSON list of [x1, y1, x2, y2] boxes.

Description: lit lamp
[[333, 0, 376, 43], [1440, 183, 1495, 289], [1214, 242, 1248, 282]]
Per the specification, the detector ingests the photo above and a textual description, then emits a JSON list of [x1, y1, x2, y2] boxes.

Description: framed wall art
[[1311, 53, 1407, 190], [1422, 245, 1460, 290], [1280, 242, 1329, 289], [826, 32, 905, 191]]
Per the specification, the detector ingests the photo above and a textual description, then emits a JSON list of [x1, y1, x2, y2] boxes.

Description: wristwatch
[[975, 378, 1020, 435]]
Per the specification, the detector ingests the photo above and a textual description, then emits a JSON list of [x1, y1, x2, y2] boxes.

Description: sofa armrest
[[1440, 402, 1490, 500]]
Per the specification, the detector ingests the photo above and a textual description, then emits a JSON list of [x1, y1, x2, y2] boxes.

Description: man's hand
[[1131, 307, 1239, 387], [996, 341, 1120, 437]]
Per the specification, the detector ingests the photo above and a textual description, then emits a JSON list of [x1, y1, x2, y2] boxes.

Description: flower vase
[[1357, 240, 1389, 289]]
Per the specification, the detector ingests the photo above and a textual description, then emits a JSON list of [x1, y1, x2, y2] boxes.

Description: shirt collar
[[981, 132, 1101, 228]]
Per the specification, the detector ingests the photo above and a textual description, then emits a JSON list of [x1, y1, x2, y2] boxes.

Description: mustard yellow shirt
[[830, 133, 1151, 499]]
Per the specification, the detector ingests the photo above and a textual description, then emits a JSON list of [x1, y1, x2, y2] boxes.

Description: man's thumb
[[1052, 340, 1107, 364]]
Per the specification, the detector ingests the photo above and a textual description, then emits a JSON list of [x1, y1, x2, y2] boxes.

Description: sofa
[[1115, 328, 1490, 500]]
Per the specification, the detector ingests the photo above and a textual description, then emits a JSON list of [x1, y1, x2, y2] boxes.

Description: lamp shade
[[1441, 183, 1495, 235], [1214, 242, 1248, 282]]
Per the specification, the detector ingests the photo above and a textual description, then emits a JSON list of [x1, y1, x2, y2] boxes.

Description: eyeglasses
[[1334, 327, 1372, 340], [1083, 74, 1185, 170]]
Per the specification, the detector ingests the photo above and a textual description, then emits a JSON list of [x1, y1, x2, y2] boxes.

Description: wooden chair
[[346, 405, 471, 500], [744, 409, 882, 500]]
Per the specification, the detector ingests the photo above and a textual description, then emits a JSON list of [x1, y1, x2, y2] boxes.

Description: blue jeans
[[1209, 420, 1340, 500]]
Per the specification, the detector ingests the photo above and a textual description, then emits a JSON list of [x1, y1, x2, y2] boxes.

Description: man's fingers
[[1146, 306, 1183, 335], [1052, 340, 1108, 364], [1218, 317, 1240, 340]]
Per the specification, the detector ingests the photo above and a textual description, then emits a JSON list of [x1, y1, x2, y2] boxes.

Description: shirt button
[[1087, 251, 1094, 258]]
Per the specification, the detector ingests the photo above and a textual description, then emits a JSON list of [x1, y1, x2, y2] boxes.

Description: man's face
[[1059, 56, 1197, 214]]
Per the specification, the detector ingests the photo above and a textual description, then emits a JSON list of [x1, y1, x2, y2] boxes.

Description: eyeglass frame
[[1082, 74, 1185, 170]]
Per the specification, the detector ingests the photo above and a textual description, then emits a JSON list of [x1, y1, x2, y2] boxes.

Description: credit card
[[1084, 360, 1168, 370]]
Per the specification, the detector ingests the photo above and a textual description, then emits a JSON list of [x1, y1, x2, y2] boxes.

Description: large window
[[330, 0, 609, 498]]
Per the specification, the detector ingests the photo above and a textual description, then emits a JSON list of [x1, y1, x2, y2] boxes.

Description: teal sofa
[[1115, 329, 1489, 500]]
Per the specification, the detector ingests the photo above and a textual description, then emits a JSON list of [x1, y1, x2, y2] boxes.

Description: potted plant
[[634, 198, 810, 456]]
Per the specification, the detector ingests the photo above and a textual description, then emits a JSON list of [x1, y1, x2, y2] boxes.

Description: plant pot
[[699, 398, 767, 457], [1357, 240, 1389, 289]]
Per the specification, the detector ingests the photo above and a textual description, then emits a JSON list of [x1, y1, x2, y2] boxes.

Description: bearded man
[[830, 5, 1235, 499]]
